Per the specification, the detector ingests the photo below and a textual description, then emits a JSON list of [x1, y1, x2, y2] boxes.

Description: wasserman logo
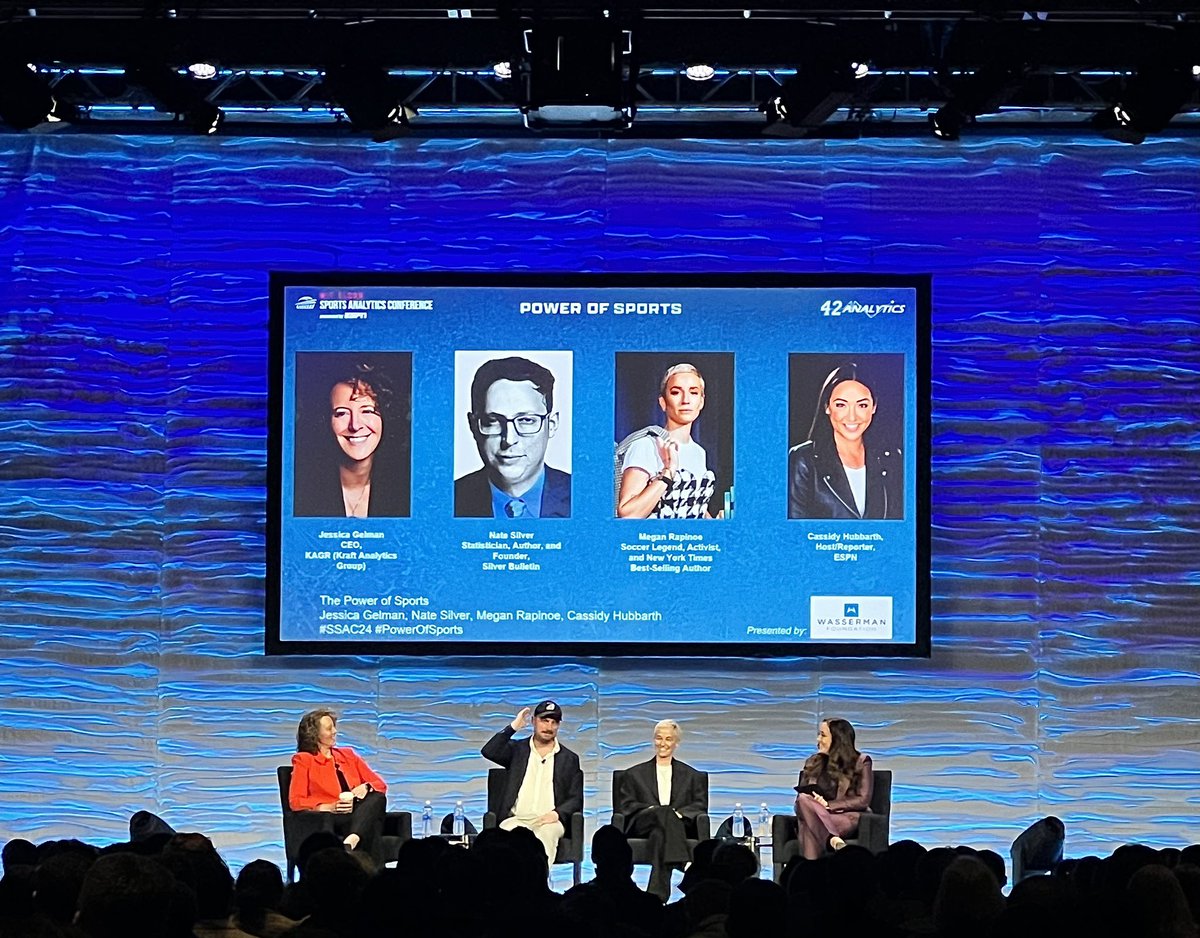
[[811, 595, 893, 640]]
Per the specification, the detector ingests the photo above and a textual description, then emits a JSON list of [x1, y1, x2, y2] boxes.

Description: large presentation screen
[[267, 274, 930, 657]]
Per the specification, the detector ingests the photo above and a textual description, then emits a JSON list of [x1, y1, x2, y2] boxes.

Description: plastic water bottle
[[732, 802, 744, 840], [420, 800, 433, 838], [758, 803, 770, 840], [452, 800, 465, 838]]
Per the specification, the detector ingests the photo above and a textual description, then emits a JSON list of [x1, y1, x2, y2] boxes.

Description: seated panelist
[[793, 717, 874, 858], [617, 719, 706, 901], [481, 699, 583, 864], [288, 708, 388, 865]]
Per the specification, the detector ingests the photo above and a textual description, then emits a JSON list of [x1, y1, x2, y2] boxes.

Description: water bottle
[[758, 803, 770, 840], [452, 800, 465, 838], [732, 802, 744, 840], [420, 800, 433, 838]]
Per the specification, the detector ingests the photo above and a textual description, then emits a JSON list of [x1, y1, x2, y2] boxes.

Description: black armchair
[[610, 768, 712, 870], [771, 768, 892, 881], [276, 765, 412, 882], [482, 767, 584, 884]]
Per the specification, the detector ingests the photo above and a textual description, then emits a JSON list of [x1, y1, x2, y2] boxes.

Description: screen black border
[[267, 272, 932, 659]]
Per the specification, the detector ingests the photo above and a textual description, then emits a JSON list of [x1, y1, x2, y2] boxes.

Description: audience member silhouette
[[1, 838, 37, 873], [932, 854, 1006, 937], [658, 842, 757, 938], [993, 875, 1076, 938], [1175, 863, 1200, 930], [561, 824, 664, 937], [279, 830, 343, 921], [720, 877, 783, 937], [158, 832, 258, 938], [74, 852, 176, 938], [1126, 864, 1198, 938], [234, 858, 297, 938], [676, 878, 732, 938], [675, 838, 720, 895], [284, 846, 371, 937], [707, 842, 758, 886], [31, 850, 93, 927]]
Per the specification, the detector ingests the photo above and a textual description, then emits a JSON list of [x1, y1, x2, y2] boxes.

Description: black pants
[[628, 806, 695, 899], [330, 790, 387, 866]]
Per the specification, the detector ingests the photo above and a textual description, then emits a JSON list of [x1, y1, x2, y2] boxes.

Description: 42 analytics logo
[[821, 299, 906, 318]]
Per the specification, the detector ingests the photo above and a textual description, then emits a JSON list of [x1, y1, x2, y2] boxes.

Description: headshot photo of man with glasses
[[453, 352, 573, 519]]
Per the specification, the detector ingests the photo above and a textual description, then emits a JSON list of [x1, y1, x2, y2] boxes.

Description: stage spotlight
[[127, 63, 224, 134], [0, 62, 71, 130], [520, 17, 636, 129], [492, 61, 513, 80], [685, 63, 716, 82], [1092, 64, 1196, 144], [187, 62, 218, 81], [929, 63, 1027, 141], [762, 57, 868, 137], [324, 65, 415, 142]]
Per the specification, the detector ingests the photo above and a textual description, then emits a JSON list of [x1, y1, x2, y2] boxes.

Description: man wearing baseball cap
[[481, 699, 584, 864]]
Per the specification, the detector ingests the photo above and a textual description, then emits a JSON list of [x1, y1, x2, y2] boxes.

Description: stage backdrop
[[0, 133, 1197, 882]]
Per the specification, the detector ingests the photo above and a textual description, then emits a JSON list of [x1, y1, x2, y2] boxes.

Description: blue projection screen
[[267, 274, 930, 657]]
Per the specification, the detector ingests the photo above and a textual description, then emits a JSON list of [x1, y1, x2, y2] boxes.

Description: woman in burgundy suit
[[794, 717, 874, 858]]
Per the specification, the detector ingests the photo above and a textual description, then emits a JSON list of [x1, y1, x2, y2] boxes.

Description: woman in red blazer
[[289, 708, 388, 864]]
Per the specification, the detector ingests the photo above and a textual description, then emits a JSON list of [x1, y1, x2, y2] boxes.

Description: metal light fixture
[[929, 63, 1027, 141], [324, 64, 416, 142], [519, 15, 636, 130], [0, 62, 70, 129], [763, 57, 869, 136], [1092, 64, 1196, 144], [127, 62, 225, 134]]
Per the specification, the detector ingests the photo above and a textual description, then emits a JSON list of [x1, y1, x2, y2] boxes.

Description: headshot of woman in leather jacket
[[787, 360, 903, 519]]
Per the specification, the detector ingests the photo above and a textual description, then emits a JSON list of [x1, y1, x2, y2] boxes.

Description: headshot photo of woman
[[292, 352, 412, 518], [614, 353, 734, 520], [787, 355, 904, 520]]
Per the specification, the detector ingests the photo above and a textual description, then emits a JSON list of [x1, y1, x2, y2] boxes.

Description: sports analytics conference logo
[[820, 298, 906, 319], [810, 595, 893, 640], [292, 292, 434, 320]]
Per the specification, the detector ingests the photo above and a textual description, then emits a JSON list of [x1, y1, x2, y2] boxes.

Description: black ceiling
[[2, 2, 1197, 137]]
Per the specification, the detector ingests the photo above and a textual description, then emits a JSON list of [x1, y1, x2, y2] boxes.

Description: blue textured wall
[[0, 134, 1197, 880]]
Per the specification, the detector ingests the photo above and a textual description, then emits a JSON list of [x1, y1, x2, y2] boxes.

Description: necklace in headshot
[[343, 481, 371, 518]]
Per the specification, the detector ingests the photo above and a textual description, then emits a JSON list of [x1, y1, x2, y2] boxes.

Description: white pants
[[500, 814, 565, 864]]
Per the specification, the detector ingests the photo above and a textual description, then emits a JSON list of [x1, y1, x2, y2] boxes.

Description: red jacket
[[289, 747, 388, 811]]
